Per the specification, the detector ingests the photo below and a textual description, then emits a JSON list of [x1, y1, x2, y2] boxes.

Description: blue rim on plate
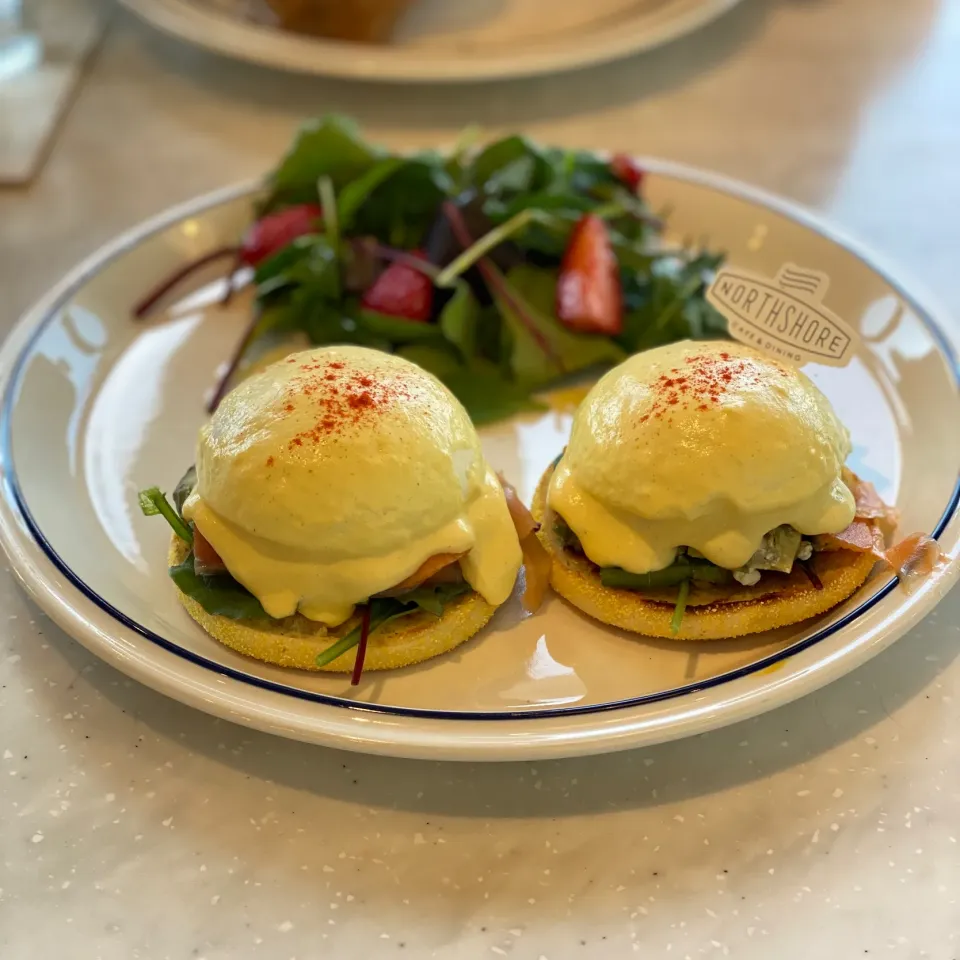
[[3, 179, 959, 722]]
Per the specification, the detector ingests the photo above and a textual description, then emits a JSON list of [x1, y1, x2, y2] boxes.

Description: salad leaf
[[397, 343, 465, 381], [470, 136, 561, 201], [394, 342, 543, 424], [256, 234, 340, 301], [395, 580, 472, 617], [617, 257, 725, 354], [483, 155, 538, 199], [264, 115, 380, 211], [169, 554, 268, 619], [438, 281, 480, 360], [172, 466, 197, 517], [443, 365, 545, 425], [489, 190, 594, 223], [496, 265, 626, 385], [358, 309, 446, 344], [444, 124, 481, 192], [351, 155, 455, 249], [254, 235, 318, 288], [337, 156, 406, 228], [303, 302, 389, 350], [563, 149, 622, 194]]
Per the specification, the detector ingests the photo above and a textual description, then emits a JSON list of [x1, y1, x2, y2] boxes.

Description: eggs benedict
[[533, 340, 903, 639], [140, 345, 527, 678]]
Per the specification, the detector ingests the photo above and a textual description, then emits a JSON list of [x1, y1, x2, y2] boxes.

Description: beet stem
[[206, 307, 262, 414], [132, 246, 241, 319], [217, 249, 248, 308], [440, 202, 562, 372], [351, 605, 372, 686]]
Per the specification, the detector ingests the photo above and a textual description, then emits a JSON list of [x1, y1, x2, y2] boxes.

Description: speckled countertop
[[2, 0, 960, 956]]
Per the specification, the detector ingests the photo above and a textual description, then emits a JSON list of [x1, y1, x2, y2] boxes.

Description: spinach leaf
[[169, 554, 268, 619], [172, 466, 197, 517], [295, 300, 448, 351], [255, 235, 340, 304], [563, 149, 622, 194], [469, 136, 561, 201], [438, 282, 480, 360], [496, 265, 626, 386], [397, 579, 472, 616], [397, 340, 546, 425], [337, 156, 406, 228], [301, 300, 389, 350], [351, 155, 455, 249], [441, 364, 546, 425], [253, 236, 363, 347], [357, 309, 446, 344], [618, 256, 726, 353], [443, 124, 481, 193], [488, 190, 594, 223], [264, 115, 380, 211], [396, 343, 465, 382], [483, 155, 538, 198]]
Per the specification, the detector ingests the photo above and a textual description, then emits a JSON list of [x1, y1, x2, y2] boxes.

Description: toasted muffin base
[[532, 465, 877, 641], [168, 537, 496, 671]]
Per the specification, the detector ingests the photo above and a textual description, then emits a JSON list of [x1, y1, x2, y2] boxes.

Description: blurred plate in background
[[117, 0, 745, 82]]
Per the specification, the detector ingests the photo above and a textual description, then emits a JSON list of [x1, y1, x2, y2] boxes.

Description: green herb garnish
[[138, 487, 193, 544], [315, 581, 471, 668], [670, 579, 691, 635]]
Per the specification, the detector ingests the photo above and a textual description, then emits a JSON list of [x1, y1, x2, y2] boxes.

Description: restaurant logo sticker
[[706, 263, 857, 367]]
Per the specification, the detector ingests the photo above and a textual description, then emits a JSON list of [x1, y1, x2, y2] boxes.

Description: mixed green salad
[[137, 115, 726, 422]]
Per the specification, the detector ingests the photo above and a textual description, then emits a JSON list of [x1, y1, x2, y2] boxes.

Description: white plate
[[117, 0, 744, 82], [2, 164, 959, 761]]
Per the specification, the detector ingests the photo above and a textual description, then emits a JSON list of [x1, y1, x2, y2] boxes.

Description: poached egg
[[182, 346, 521, 625], [548, 341, 856, 574]]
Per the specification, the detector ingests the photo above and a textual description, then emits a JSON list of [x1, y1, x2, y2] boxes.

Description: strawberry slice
[[360, 250, 433, 321], [610, 153, 645, 194], [240, 204, 323, 267], [556, 214, 623, 335]]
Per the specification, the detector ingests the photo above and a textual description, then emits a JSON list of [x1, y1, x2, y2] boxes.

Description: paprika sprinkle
[[640, 351, 780, 424], [279, 356, 414, 451]]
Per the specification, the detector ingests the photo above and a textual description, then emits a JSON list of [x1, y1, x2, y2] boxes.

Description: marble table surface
[[2, 0, 960, 956]]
